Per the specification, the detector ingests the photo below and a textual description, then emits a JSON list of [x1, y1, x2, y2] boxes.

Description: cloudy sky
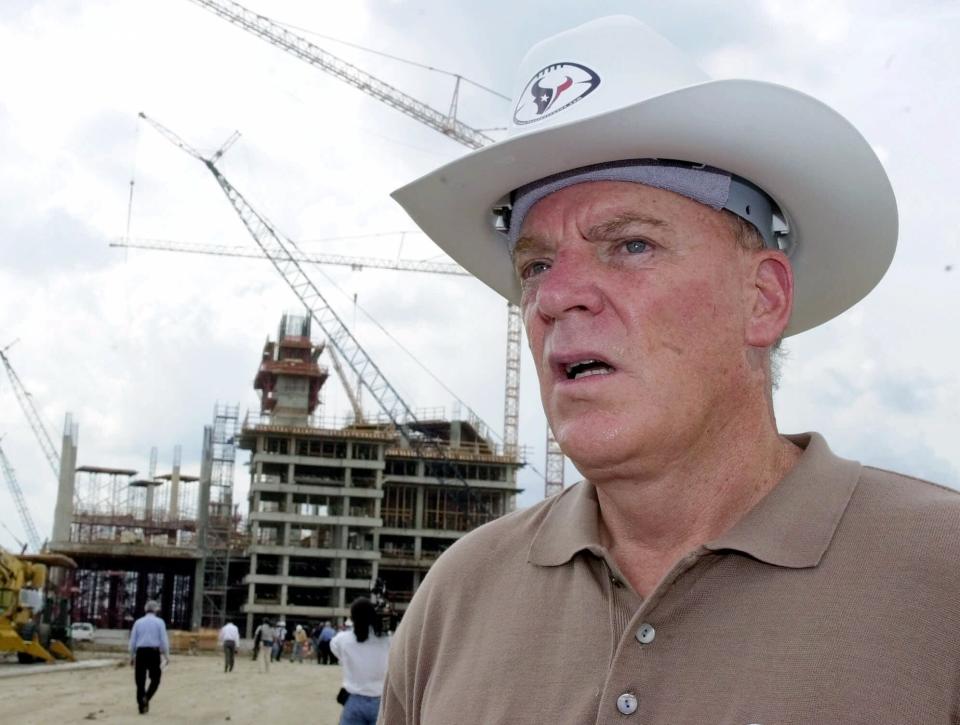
[[1, 0, 958, 552]]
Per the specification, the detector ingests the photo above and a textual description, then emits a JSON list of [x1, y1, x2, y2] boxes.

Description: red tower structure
[[254, 313, 328, 426]]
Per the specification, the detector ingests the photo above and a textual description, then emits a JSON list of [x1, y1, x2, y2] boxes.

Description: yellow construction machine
[[0, 545, 76, 663]]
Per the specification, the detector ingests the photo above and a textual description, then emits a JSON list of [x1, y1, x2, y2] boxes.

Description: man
[[218, 619, 240, 673], [292, 623, 307, 663], [383, 15, 960, 724], [128, 600, 170, 715], [250, 619, 262, 661], [255, 618, 275, 673], [271, 619, 286, 662], [318, 620, 336, 665]]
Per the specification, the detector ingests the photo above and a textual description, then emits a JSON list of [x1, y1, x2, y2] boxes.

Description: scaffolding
[[198, 403, 240, 628]]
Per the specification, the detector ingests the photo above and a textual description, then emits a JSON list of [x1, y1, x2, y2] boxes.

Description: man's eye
[[623, 239, 649, 254], [520, 260, 550, 279]]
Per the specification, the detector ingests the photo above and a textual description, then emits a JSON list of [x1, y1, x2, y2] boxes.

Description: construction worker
[[383, 15, 960, 724], [128, 600, 169, 715]]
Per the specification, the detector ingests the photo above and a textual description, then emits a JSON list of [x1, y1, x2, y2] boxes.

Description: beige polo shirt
[[380, 434, 960, 724]]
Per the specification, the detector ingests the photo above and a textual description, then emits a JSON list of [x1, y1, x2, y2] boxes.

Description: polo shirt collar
[[528, 474, 604, 566], [528, 432, 861, 570], [704, 432, 861, 568]]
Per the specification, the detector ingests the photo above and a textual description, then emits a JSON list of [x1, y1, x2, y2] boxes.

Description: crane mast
[[0, 441, 42, 552], [183, 0, 551, 493]]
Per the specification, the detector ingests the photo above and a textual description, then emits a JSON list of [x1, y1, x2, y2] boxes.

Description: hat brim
[[393, 79, 897, 336]]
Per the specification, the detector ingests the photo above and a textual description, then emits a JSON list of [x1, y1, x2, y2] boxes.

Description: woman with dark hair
[[330, 597, 391, 725]]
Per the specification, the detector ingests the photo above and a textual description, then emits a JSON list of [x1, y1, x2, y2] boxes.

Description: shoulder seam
[[862, 465, 960, 496]]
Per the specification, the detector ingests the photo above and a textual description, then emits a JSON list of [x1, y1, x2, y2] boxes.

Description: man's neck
[[592, 418, 802, 598]]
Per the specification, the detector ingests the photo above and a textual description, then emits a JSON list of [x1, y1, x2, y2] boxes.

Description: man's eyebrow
[[511, 235, 550, 261], [587, 212, 670, 238]]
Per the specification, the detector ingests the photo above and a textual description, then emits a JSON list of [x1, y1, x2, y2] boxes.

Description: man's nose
[[531, 250, 604, 321]]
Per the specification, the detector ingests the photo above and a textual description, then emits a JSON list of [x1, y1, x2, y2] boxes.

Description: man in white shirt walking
[[128, 600, 170, 715], [218, 620, 240, 673]]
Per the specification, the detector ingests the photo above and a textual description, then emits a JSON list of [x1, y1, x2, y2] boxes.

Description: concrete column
[[415, 486, 424, 529], [169, 445, 182, 520], [449, 420, 462, 450], [145, 483, 156, 521], [51, 414, 78, 544]]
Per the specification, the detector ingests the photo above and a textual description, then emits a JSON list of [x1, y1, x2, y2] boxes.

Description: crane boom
[[187, 0, 493, 149], [0, 350, 59, 479], [326, 345, 364, 424], [111, 239, 470, 277], [0, 442, 42, 552]]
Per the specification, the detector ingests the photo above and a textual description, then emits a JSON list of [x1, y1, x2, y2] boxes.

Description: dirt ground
[[0, 653, 347, 724]]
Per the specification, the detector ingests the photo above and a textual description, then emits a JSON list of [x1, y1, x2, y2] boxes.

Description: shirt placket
[[596, 549, 708, 724]]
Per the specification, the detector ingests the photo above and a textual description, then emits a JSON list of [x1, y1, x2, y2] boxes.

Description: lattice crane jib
[[111, 239, 470, 277], [0, 350, 60, 479], [0, 442, 42, 552], [187, 0, 493, 150]]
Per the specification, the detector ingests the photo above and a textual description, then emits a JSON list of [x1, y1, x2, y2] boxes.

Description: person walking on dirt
[[129, 600, 170, 715], [218, 620, 240, 673], [256, 619, 275, 673]]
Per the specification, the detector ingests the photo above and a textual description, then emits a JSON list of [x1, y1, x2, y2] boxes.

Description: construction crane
[[140, 113, 493, 513], [0, 440, 42, 552], [0, 345, 60, 480], [184, 0, 561, 496]]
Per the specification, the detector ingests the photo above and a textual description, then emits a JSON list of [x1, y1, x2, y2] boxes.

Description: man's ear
[[745, 252, 793, 347]]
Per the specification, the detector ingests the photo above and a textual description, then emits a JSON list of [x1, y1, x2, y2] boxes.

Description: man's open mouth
[[563, 359, 615, 380]]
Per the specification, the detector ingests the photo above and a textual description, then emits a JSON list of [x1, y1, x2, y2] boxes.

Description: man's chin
[[552, 417, 642, 470]]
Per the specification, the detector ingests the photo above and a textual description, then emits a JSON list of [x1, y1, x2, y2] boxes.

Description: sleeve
[[329, 632, 344, 659], [128, 621, 139, 656], [160, 622, 170, 655], [379, 666, 408, 724]]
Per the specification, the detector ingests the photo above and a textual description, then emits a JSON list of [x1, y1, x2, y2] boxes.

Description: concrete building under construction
[[48, 409, 249, 632], [38, 312, 521, 636], [239, 313, 522, 635]]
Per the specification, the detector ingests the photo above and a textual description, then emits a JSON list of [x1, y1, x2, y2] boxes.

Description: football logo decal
[[513, 62, 600, 125]]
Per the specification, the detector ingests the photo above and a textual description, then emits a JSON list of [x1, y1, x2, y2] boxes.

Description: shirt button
[[635, 623, 656, 644], [616, 693, 638, 715]]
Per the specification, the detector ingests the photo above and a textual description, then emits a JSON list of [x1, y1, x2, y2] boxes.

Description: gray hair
[[144, 600, 161, 613]]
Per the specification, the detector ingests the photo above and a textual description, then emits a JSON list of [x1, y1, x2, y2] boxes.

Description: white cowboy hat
[[392, 15, 898, 336]]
